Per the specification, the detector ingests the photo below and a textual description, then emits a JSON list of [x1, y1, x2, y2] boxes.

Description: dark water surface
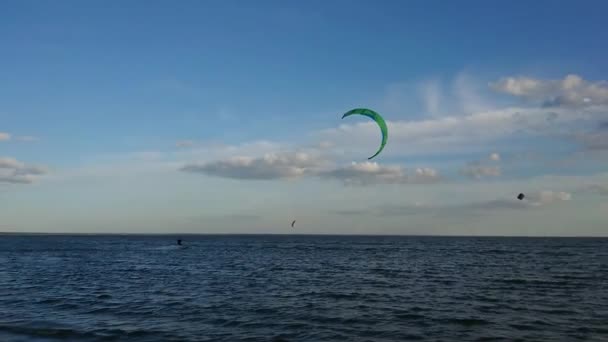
[[1, 235, 607, 341]]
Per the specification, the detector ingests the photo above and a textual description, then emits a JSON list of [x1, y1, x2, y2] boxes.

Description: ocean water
[[0, 235, 607, 342]]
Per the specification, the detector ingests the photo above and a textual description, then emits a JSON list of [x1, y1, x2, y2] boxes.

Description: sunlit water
[[1, 234, 607, 341]]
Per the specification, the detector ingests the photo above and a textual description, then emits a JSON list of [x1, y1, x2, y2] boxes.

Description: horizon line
[[1, 232, 606, 238]]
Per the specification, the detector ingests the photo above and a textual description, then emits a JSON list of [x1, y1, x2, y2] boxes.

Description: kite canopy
[[291, 220, 296, 228], [517, 193, 525, 200], [341, 108, 388, 160]]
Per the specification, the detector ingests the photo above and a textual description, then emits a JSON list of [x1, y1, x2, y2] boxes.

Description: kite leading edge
[[341, 108, 388, 160]]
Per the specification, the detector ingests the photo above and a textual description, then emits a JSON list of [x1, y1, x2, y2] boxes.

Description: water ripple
[[0, 235, 607, 341]]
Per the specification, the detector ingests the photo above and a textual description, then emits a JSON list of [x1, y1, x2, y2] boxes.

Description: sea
[[0, 234, 607, 342]]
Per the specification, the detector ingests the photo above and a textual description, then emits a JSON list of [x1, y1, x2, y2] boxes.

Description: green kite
[[341, 108, 388, 160]]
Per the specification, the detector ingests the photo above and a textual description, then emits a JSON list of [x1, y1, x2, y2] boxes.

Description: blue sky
[[2, 1, 608, 235]]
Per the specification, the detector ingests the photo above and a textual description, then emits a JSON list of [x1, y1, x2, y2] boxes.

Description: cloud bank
[[177, 74, 608, 187], [491, 74, 608, 108], [318, 161, 440, 185], [180, 151, 327, 180], [180, 149, 440, 186], [0, 157, 48, 184]]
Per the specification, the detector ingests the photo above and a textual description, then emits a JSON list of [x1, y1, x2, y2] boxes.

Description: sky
[[1, 0, 608, 235]]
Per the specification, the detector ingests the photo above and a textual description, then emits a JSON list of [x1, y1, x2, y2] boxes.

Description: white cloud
[[318, 161, 440, 186], [414, 167, 439, 180], [0, 157, 24, 169], [179, 147, 441, 186], [0, 157, 48, 184], [523, 190, 572, 206], [490, 74, 608, 108], [461, 163, 501, 179], [180, 151, 328, 180], [461, 153, 502, 180], [461, 151, 503, 180], [0, 133, 39, 142]]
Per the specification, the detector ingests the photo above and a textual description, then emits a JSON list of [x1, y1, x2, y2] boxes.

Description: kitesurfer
[[177, 239, 182, 245]]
